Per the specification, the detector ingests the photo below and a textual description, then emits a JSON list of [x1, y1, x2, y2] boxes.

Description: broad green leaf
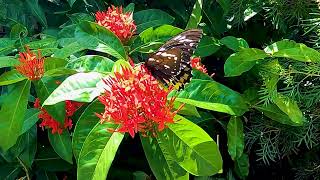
[[224, 48, 269, 77], [20, 108, 40, 135], [77, 122, 124, 180], [195, 36, 220, 57], [72, 100, 104, 160], [186, 0, 203, 29], [254, 103, 302, 126], [134, 9, 175, 33], [1, 129, 29, 162], [0, 80, 31, 151], [0, 165, 21, 180], [217, 0, 232, 14], [28, 38, 58, 50], [173, 79, 248, 116], [43, 72, 104, 105], [35, 77, 66, 123], [124, 3, 135, 13], [175, 102, 200, 117], [48, 131, 73, 164], [26, 0, 47, 27], [0, 38, 16, 55], [185, 111, 215, 124], [0, 69, 26, 86], [130, 25, 183, 54], [43, 57, 76, 77], [53, 42, 85, 59], [57, 25, 77, 47], [67, 0, 77, 7], [264, 39, 320, 62], [220, 36, 249, 51], [141, 136, 189, 180], [234, 153, 249, 179], [75, 21, 127, 60], [66, 55, 114, 73], [19, 125, 37, 168], [157, 115, 222, 176], [272, 94, 304, 125], [68, 13, 94, 23], [0, 56, 19, 68], [227, 117, 244, 160], [192, 69, 213, 80]]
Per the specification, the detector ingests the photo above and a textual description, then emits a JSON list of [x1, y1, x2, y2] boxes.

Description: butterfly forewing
[[145, 29, 203, 89]]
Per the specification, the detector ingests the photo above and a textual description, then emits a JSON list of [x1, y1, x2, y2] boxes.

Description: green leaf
[[157, 115, 222, 176], [0, 80, 31, 151], [53, 42, 85, 59], [254, 103, 302, 126], [217, 0, 232, 14], [72, 100, 104, 161], [10, 23, 28, 39], [227, 116, 244, 160], [26, 0, 47, 28], [234, 153, 249, 179], [0, 56, 19, 68], [124, 3, 135, 13], [67, 0, 77, 7], [134, 9, 175, 33], [48, 131, 73, 164], [0, 165, 21, 180], [220, 36, 249, 51], [19, 125, 37, 168], [68, 13, 94, 23], [272, 94, 304, 125], [0, 69, 26, 86], [224, 48, 269, 77], [195, 36, 220, 57], [130, 25, 183, 54], [43, 57, 76, 77], [43, 72, 104, 105], [66, 55, 114, 73], [0, 38, 16, 56], [174, 79, 248, 116], [77, 121, 124, 180], [75, 21, 127, 60], [186, 0, 203, 29], [20, 108, 40, 135], [141, 135, 189, 180], [264, 39, 320, 62], [34, 77, 66, 123]]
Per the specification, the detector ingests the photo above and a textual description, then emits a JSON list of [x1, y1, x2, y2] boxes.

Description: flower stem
[[17, 157, 30, 180]]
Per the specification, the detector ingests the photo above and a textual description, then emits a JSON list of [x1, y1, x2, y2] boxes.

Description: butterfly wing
[[145, 29, 203, 89]]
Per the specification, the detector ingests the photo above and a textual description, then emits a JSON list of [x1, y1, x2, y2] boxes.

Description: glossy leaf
[[26, 0, 47, 27], [75, 21, 127, 60], [186, 0, 203, 29], [35, 77, 66, 123], [220, 36, 249, 51], [66, 55, 114, 73], [124, 3, 135, 13], [0, 56, 19, 68], [48, 131, 73, 164], [174, 79, 248, 116], [264, 39, 320, 62], [77, 121, 124, 180], [43, 72, 104, 105], [20, 108, 40, 135], [19, 125, 37, 168], [72, 100, 104, 161], [53, 42, 86, 59], [227, 116, 244, 160], [224, 48, 269, 77], [234, 153, 249, 179], [0, 80, 30, 151], [0, 69, 26, 86], [156, 115, 222, 176], [195, 36, 220, 57], [0, 38, 16, 56], [134, 9, 175, 33], [141, 135, 189, 180], [0, 165, 21, 180]]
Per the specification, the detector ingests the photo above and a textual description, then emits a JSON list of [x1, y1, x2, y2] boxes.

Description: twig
[[17, 157, 30, 180]]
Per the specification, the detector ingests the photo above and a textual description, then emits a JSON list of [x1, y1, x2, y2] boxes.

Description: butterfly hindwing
[[145, 29, 203, 89]]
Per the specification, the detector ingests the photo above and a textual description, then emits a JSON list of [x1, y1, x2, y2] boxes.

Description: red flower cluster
[[15, 46, 45, 80], [97, 65, 182, 138], [95, 6, 136, 42], [34, 99, 82, 134], [191, 57, 207, 74]]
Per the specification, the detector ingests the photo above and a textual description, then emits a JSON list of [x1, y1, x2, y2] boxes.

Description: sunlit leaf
[[186, 0, 203, 29]]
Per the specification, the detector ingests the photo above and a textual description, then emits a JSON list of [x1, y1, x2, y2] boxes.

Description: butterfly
[[145, 29, 203, 89]]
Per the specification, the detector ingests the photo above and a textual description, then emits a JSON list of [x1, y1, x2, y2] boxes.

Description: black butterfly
[[145, 29, 203, 89]]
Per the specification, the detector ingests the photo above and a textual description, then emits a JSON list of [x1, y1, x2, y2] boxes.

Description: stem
[[17, 157, 30, 180]]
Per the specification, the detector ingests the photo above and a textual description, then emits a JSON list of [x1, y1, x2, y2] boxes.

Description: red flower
[[95, 6, 136, 42], [97, 64, 182, 138], [34, 99, 82, 134], [191, 57, 207, 74], [15, 46, 45, 80]]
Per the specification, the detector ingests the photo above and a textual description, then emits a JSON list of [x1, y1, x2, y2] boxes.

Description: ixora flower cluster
[[96, 64, 183, 138], [95, 5, 136, 42], [34, 99, 82, 134], [191, 57, 207, 74], [15, 46, 45, 80]]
